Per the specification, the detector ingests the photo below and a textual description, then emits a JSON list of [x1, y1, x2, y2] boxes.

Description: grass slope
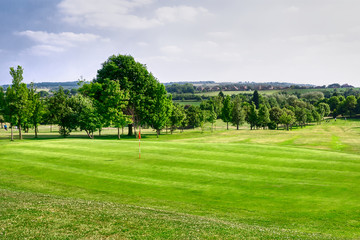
[[1, 119, 360, 239]]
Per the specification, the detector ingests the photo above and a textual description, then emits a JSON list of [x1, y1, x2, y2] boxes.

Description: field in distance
[[1, 119, 360, 239]]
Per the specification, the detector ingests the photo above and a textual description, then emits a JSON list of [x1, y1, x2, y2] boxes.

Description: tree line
[[1, 54, 360, 141]]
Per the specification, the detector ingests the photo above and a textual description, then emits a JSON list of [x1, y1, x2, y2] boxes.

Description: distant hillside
[[1, 81, 81, 91]]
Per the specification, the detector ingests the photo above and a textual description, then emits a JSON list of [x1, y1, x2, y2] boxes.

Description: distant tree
[[208, 105, 217, 132], [186, 105, 202, 129], [246, 103, 258, 130], [295, 107, 307, 128], [252, 90, 260, 109], [231, 96, 245, 130], [148, 83, 172, 137], [47, 87, 75, 137], [269, 107, 283, 130], [221, 95, 233, 130], [257, 104, 270, 129], [280, 108, 295, 131], [169, 104, 186, 134], [301, 92, 324, 104], [312, 110, 322, 125], [317, 102, 330, 120], [328, 96, 340, 112], [344, 95, 357, 117], [38, 90, 49, 98], [28, 84, 45, 138]]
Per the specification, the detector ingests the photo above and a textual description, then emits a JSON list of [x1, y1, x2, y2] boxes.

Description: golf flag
[[138, 130, 141, 159]]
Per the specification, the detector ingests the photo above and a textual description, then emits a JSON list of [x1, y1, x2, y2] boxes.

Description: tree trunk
[[50, 124, 52, 132], [156, 129, 160, 138], [227, 122, 229, 130], [18, 124, 22, 140], [128, 124, 133, 136], [117, 127, 120, 139], [35, 125, 38, 138], [237, 124, 239, 130]]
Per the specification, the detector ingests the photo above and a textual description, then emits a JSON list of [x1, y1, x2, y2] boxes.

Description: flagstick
[[139, 127, 141, 159]]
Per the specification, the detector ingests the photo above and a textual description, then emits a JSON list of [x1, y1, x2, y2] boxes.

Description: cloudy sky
[[1, 0, 360, 86]]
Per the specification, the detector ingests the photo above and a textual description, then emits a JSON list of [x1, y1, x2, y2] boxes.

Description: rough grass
[[1, 119, 360, 239]]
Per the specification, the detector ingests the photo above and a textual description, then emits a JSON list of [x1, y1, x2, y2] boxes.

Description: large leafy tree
[[95, 54, 161, 137]]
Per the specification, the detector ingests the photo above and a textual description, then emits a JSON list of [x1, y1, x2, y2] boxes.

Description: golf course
[[1, 118, 360, 239]]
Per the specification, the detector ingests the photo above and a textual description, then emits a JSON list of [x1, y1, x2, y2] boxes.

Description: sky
[[1, 0, 360, 87]]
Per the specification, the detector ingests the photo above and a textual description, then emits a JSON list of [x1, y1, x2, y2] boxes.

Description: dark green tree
[[252, 90, 260, 109]]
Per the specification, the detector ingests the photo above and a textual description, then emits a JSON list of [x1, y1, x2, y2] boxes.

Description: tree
[[295, 107, 307, 128], [5, 66, 32, 140], [68, 94, 100, 139], [28, 84, 45, 138], [169, 104, 186, 134], [280, 108, 295, 131], [317, 102, 330, 120], [269, 107, 283, 130], [258, 104, 270, 129], [96, 54, 161, 137], [246, 103, 258, 130], [47, 87, 75, 137], [344, 95, 357, 117], [231, 96, 245, 130], [221, 95, 232, 130], [186, 105, 202, 129], [148, 83, 172, 137], [252, 90, 260, 109], [208, 105, 217, 132], [80, 78, 128, 138]]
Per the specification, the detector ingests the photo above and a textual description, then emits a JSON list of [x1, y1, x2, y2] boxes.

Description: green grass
[[1, 119, 360, 239]]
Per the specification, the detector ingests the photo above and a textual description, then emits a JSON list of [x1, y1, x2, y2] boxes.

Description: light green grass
[[1, 119, 360, 239]]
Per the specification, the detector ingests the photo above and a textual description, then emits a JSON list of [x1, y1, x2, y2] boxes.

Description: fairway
[[1, 120, 360, 239]]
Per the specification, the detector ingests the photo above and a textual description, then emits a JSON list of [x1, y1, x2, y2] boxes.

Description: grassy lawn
[[1, 119, 360, 239]]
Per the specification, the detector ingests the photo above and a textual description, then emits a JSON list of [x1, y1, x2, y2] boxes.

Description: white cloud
[[155, 6, 208, 23], [16, 31, 106, 55], [161, 45, 183, 54], [58, 0, 208, 29], [26, 45, 66, 56]]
